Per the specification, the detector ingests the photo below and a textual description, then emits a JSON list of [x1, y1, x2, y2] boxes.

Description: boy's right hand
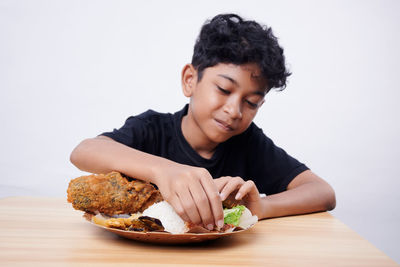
[[154, 163, 224, 230]]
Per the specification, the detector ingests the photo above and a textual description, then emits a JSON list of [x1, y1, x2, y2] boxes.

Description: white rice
[[142, 201, 188, 234]]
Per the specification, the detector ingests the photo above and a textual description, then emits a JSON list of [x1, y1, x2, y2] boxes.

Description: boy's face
[[182, 63, 267, 147]]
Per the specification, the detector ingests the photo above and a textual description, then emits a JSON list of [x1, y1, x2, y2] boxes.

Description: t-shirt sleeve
[[246, 125, 309, 195], [100, 110, 159, 153]]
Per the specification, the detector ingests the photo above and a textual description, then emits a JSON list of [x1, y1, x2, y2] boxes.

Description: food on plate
[[224, 205, 245, 226], [91, 213, 165, 232], [139, 201, 257, 234], [68, 171, 258, 234], [142, 201, 188, 234], [67, 171, 162, 216], [224, 205, 258, 230], [88, 200, 257, 234]]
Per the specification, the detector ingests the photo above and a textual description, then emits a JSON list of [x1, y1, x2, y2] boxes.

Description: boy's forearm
[[260, 178, 336, 219], [70, 136, 175, 184], [70, 136, 225, 228]]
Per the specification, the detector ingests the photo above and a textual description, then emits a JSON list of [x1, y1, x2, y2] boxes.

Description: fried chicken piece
[[67, 171, 162, 216], [222, 195, 245, 209], [94, 217, 134, 230]]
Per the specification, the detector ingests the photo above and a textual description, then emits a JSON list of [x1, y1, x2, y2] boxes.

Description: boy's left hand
[[214, 176, 263, 219]]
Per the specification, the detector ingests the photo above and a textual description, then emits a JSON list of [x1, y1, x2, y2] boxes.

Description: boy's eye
[[245, 100, 258, 108], [217, 86, 230, 95]]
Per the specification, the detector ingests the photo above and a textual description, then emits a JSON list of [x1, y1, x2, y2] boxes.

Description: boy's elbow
[[70, 147, 80, 167], [324, 186, 336, 211], [70, 139, 92, 168], [326, 196, 336, 211]]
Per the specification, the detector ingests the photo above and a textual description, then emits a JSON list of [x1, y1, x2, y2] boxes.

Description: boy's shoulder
[[132, 108, 176, 123], [135, 109, 168, 119], [124, 106, 187, 132], [135, 105, 186, 120]]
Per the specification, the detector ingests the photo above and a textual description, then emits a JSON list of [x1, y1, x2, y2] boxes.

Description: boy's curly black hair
[[192, 14, 291, 91]]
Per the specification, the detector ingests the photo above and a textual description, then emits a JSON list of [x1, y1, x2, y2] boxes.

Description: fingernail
[[217, 220, 224, 229], [219, 193, 225, 200], [235, 192, 241, 200], [207, 224, 214, 230]]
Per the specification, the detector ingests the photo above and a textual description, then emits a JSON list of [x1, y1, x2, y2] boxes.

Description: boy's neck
[[181, 114, 218, 160]]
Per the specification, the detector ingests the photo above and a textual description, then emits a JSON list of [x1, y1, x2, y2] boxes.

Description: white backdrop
[[1, 0, 399, 263]]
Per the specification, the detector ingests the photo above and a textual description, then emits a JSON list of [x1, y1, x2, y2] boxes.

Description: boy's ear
[[181, 64, 197, 97]]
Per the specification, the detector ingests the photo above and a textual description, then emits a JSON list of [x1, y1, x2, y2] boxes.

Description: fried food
[[128, 216, 164, 232], [93, 216, 134, 229], [67, 171, 162, 216], [89, 213, 165, 232]]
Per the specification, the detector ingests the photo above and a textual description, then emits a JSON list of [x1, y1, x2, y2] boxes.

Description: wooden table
[[0, 197, 397, 266]]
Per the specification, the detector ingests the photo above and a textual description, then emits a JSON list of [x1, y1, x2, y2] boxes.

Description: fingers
[[169, 173, 219, 229], [235, 180, 260, 201], [200, 175, 224, 229], [157, 165, 224, 229], [219, 177, 245, 201], [217, 177, 260, 202], [167, 172, 260, 229], [179, 169, 224, 229], [188, 181, 215, 229], [167, 194, 190, 222], [161, 179, 198, 224], [213, 176, 230, 192], [175, 183, 202, 225]]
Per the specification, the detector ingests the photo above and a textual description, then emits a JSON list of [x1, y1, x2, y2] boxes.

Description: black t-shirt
[[101, 105, 308, 195]]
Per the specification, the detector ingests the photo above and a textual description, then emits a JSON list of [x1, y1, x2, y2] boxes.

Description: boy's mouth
[[214, 119, 234, 132]]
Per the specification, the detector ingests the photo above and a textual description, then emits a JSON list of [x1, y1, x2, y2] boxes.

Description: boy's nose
[[223, 97, 242, 119]]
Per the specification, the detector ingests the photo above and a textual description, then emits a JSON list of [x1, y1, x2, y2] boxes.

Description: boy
[[70, 14, 336, 231]]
